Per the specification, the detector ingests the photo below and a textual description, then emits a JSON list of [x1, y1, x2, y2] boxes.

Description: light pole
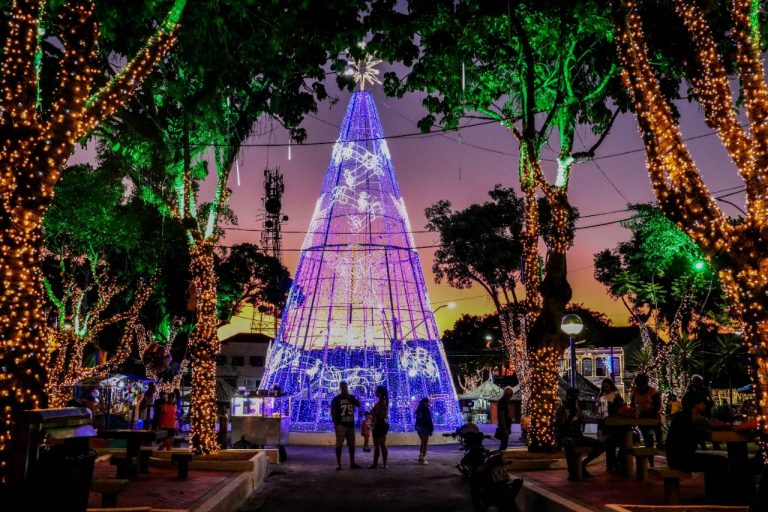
[[433, 301, 457, 315], [561, 314, 584, 388], [397, 302, 456, 341]]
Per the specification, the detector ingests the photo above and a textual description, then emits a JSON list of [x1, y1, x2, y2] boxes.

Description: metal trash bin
[[10, 408, 97, 511]]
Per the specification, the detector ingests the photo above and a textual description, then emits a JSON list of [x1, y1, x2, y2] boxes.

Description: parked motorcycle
[[444, 424, 523, 512]]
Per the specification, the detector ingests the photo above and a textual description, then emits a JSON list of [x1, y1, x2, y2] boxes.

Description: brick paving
[[513, 454, 755, 510], [87, 458, 237, 509]]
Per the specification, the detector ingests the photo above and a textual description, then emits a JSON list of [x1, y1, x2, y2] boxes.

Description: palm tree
[[707, 335, 749, 406]]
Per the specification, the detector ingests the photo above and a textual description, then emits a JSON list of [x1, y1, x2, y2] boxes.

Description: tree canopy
[[594, 204, 727, 334], [442, 313, 506, 392]]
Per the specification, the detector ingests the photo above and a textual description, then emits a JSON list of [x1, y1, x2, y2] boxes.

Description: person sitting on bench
[[557, 388, 605, 481], [665, 393, 730, 499]]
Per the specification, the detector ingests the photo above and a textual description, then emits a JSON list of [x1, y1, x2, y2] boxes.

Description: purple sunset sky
[[72, 65, 745, 340], [214, 70, 745, 339]]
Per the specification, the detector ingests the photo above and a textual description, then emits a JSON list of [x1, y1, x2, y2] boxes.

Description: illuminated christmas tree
[[260, 61, 462, 432]]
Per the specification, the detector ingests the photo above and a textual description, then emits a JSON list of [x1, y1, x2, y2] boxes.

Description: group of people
[[330, 381, 435, 470], [139, 384, 182, 450], [555, 373, 665, 480], [553, 371, 762, 499]]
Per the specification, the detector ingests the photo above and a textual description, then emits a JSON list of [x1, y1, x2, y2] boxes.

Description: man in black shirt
[[331, 381, 361, 470]]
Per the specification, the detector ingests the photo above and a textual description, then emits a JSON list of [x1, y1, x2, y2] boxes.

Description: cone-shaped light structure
[[260, 91, 462, 432]]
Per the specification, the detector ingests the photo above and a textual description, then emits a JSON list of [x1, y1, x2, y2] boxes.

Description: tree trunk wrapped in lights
[[372, 0, 617, 450], [613, 0, 768, 445], [187, 242, 219, 454], [0, 0, 185, 487]]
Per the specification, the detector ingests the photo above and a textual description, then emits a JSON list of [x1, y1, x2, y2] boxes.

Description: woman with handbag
[[369, 385, 390, 468], [496, 386, 514, 450]]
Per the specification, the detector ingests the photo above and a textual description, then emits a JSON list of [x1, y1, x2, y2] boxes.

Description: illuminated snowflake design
[[346, 47, 382, 91], [399, 345, 440, 379]]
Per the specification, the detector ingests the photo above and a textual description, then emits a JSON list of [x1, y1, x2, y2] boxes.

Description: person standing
[[415, 398, 434, 464], [361, 411, 372, 452], [370, 385, 390, 469], [496, 386, 514, 450], [157, 393, 178, 451], [330, 381, 361, 470], [139, 383, 156, 428], [152, 391, 166, 431]]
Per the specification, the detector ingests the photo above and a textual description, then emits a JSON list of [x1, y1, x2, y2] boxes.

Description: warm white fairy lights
[[0, 0, 184, 481], [614, 0, 768, 446]]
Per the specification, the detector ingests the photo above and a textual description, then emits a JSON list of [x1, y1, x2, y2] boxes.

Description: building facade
[[560, 346, 628, 394], [217, 332, 271, 391]]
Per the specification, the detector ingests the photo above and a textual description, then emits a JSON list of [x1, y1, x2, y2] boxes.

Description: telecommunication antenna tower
[[261, 167, 287, 261], [250, 167, 288, 335]]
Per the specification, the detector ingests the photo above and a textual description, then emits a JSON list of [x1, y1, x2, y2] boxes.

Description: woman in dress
[[369, 385, 390, 468], [415, 397, 434, 464]]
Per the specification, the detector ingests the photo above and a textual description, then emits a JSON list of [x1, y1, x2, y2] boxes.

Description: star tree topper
[[346, 43, 382, 91]]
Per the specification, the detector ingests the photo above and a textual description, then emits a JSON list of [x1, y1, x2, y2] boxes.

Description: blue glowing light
[[260, 91, 462, 432]]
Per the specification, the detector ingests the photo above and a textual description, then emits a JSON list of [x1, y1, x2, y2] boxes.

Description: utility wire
[[194, 119, 500, 148], [576, 130, 632, 203]]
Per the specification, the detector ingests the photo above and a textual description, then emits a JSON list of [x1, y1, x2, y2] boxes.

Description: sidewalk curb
[[510, 472, 600, 512], [191, 452, 269, 512]]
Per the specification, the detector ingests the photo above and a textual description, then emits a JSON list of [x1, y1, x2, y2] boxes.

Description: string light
[[526, 346, 560, 451], [44, 268, 155, 407], [614, 0, 768, 449], [260, 90, 462, 432], [0, 0, 184, 481], [188, 242, 220, 453], [134, 319, 189, 391]]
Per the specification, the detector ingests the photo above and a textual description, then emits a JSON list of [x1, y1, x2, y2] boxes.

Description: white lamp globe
[[561, 314, 584, 335]]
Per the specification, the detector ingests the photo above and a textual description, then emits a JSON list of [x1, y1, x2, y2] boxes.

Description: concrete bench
[[564, 445, 593, 481], [138, 447, 154, 474], [627, 446, 658, 481], [86, 508, 151, 512], [91, 478, 130, 507], [109, 455, 138, 479], [648, 466, 692, 504], [171, 452, 194, 480]]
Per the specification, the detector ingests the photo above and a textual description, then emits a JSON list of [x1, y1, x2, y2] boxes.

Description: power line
[[221, 185, 747, 247], [576, 129, 632, 203], [195, 119, 500, 148]]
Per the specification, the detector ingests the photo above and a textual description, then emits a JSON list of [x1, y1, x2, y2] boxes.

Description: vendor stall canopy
[[260, 90, 462, 432]]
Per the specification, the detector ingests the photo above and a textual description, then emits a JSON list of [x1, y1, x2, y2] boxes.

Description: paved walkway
[[238, 444, 477, 512], [87, 458, 236, 509]]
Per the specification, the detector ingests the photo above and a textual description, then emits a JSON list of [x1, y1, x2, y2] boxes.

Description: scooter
[[444, 424, 523, 512]]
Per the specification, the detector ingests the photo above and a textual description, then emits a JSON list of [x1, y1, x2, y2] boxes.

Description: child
[[361, 411, 372, 452], [415, 398, 434, 464]]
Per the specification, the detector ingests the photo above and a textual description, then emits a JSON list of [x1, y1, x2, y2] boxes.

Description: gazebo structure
[[260, 66, 462, 432]]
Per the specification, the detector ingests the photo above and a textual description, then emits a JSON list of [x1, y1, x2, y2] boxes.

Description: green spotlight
[[693, 260, 705, 271]]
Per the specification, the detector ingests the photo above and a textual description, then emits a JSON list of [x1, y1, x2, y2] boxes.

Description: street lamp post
[[561, 314, 584, 388], [397, 302, 456, 341], [433, 301, 457, 315]]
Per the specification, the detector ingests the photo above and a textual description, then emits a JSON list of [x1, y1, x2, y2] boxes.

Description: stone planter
[[502, 447, 567, 471], [605, 505, 749, 512]]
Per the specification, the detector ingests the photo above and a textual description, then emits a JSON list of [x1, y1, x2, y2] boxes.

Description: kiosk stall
[[230, 391, 290, 461]]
